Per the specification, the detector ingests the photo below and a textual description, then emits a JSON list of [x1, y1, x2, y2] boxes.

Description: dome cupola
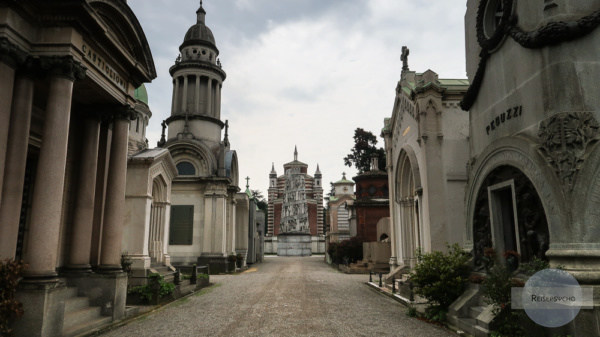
[[180, 1, 218, 53]]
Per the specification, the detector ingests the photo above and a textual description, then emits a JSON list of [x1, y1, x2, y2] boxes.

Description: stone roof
[[182, 23, 216, 49], [180, 3, 217, 51]]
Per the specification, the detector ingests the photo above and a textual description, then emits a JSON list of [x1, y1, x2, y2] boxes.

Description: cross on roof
[[246, 176, 250, 189], [401, 46, 410, 71]]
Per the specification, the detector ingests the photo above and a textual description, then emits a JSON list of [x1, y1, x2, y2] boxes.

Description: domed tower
[[166, 1, 226, 148], [163, 2, 243, 273]]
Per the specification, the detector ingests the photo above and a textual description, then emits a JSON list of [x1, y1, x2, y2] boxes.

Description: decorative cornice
[[169, 60, 226, 80], [40, 55, 87, 81], [461, 6, 600, 111], [165, 114, 225, 128], [0, 38, 28, 69]]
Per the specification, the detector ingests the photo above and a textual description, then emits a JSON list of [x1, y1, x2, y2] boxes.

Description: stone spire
[[197, 0, 206, 24], [294, 145, 298, 161], [270, 162, 277, 175], [315, 164, 322, 176]]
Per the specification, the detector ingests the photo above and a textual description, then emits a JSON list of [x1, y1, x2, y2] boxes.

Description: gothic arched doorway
[[396, 150, 421, 267], [149, 176, 168, 265], [472, 165, 550, 271]]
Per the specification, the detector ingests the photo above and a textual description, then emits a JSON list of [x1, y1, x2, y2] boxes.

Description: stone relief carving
[[461, 6, 600, 111], [538, 112, 600, 191], [280, 167, 309, 234]]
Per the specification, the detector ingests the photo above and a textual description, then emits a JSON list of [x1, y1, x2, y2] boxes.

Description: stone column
[[195, 75, 200, 113], [182, 75, 188, 113], [0, 39, 26, 207], [0, 72, 34, 259], [216, 83, 222, 120], [0, 65, 14, 207], [99, 110, 131, 271], [90, 122, 111, 267], [386, 150, 398, 267], [23, 56, 85, 278], [171, 78, 177, 113], [206, 78, 212, 116], [68, 114, 101, 271]]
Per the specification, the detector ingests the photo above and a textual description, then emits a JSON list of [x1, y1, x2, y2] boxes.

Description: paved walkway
[[101, 256, 455, 337]]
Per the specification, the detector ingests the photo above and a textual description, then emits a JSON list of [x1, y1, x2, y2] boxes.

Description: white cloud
[[130, 0, 467, 197]]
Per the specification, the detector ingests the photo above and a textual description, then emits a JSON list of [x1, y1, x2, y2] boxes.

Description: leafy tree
[[251, 189, 268, 223], [343, 128, 386, 173]]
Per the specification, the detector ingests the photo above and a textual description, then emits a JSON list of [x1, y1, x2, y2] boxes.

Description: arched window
[[176, 161, 196, 176]]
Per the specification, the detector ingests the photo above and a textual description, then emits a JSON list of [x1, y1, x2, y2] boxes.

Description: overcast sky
[[128, 0, 467, 198]]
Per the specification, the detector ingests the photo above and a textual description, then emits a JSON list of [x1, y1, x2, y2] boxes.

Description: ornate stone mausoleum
[[0, 0, 156, 335], [382, 48, 470, 273], [265, 148, 326, 254], [449, 1, 600, 335], [159, 2, 248, 273]]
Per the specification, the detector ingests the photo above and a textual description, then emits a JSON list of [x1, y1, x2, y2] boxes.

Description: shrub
[[409, 244, 471, 311], [1, 259, 26, 336], [482, 264, 526, 337], [327, 242, 339, 263], [483, 253, 551, 336], [128, 273, 175, 303], [329, 237, 365, 265]]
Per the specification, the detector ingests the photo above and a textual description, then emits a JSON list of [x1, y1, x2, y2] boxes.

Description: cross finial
[[401, 46, 410, 71], [197, 0, 206, 23], [342, 172, 346, 179], [246, 176, 250, 189]]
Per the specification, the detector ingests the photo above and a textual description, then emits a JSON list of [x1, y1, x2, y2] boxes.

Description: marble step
[[469, 305, 485, 318], [456, 317, 477, 336]]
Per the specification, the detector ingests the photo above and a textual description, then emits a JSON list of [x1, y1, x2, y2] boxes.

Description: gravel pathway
[[100, 256, 455, 337]]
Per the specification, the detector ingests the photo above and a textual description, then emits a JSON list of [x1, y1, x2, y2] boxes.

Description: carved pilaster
[[538, 112, 600, 191], [40, 55, 87, 81]]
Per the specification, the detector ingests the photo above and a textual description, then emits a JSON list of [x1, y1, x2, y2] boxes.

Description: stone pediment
[[88, 0, 157, 83]]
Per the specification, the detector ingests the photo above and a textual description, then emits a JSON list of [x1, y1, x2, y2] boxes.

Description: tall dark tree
[[343, 128, 386, 173], [251, 189, 268, 212]]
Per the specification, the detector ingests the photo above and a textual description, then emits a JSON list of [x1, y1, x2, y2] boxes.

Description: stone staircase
[[448, 284, 495, 337], [62, 287, 111, 337], [149, 265, 176, 283]]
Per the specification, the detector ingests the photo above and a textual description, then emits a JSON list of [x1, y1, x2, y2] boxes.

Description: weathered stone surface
[[277, 234, 312, 257]]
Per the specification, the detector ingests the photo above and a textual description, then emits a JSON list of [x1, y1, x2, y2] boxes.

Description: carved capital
[[113, 105, 137, 121], [538, 112, 600, 191], [0, 38, 28, 69], [40, 55, 87, 81]]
